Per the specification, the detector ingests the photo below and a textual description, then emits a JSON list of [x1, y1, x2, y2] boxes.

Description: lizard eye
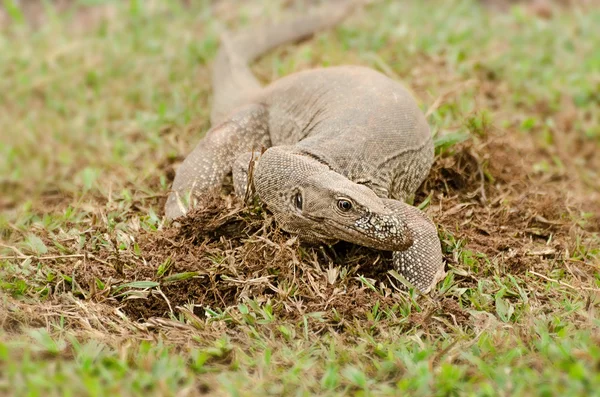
[[337, 199, 352, 212], [294, 192, 303, 210]]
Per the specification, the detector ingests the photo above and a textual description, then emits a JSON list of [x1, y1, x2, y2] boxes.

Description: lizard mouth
[[317, 214, 413, 252]]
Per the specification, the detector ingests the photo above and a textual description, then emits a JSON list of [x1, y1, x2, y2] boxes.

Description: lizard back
[[255, 65, 434, 200]]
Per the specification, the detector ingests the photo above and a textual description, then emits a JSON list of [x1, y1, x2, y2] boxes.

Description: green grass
[[1, 0, 599, 395], [2, 326, 600, 395]]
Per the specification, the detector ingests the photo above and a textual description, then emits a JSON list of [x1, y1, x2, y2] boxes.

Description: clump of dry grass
[[3, 129, 595, 344]]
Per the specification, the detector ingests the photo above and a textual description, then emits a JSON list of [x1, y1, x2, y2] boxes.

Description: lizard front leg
[[165, 104, 270, 219], [382, 199, 445, 294]]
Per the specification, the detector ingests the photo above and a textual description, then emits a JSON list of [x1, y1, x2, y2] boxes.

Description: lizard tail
[[210, 0, 363, 125]]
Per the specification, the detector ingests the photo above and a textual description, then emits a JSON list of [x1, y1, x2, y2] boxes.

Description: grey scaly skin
[[165, 1, 445, 293]]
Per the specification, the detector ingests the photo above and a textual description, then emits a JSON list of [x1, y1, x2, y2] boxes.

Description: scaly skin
[[165, 1, 445, 293]]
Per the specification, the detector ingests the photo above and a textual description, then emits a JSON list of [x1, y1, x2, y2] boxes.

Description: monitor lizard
[[165, 0, 445, 293]]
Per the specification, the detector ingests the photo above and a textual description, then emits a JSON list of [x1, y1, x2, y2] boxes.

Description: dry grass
[[1, 0, 599, 395]]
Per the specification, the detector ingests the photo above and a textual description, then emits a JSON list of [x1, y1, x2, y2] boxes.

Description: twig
[[86, 254, 113, 267], [477, 163, 487, 204], [564, 258, 600, 269], [0, 243, 27, 257], [425, 79, 477, 118], [156, 287, 174, 315], [529, 270, 600, 292], [0, 253, 85, 260]]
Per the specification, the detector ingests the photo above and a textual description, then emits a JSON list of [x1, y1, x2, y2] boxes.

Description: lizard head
[[253, 148, 413, 251]]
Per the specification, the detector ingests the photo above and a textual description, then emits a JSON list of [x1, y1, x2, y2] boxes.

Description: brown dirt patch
[[22, 124, 595, 335], [423, 132, 599, 285], [52, 194, 401, 327]]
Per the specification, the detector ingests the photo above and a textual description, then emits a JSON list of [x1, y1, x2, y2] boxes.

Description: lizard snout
[[351, 212, 413, 251]]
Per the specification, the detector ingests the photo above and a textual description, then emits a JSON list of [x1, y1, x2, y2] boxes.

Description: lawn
[[1, 0, 599, 395]]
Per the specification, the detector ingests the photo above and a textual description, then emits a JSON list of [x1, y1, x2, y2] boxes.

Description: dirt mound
[[423, 135, 595, 283], [25, 129, 594, 335], [65, 195, 403, 326]]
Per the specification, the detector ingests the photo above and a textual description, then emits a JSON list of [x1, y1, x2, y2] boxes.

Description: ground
[[1, 0, 599, 395]]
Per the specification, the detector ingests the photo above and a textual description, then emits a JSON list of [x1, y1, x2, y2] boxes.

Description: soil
[[36, 125, 598, 333], [2, 0, 598, 339]]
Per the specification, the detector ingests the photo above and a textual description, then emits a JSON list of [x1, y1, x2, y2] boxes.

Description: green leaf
[[28, 328, 66, 355], [162, 272, 199, 283], [156, 257, 172, 277], [80, 167, 98, 191], [434, 132, 469, 152], [238, 304, 249, 315], [2, 0, 24, 24], [341, 366, 367, 389], [417, 192, 433, 210], [113, 281, 159, 293], [321, 364, 340, 390], [0, 342, 8, 361], [95, 278, 105, 290], [495, 288, 515, 323], [24, 234, 48, 255]]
